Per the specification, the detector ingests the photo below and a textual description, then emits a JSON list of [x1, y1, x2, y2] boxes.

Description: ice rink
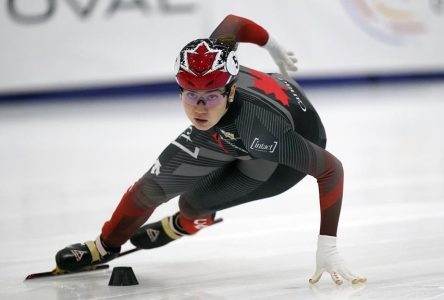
[[1, 81, 443, 300]]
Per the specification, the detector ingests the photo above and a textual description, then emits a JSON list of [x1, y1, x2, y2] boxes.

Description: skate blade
[[25, 264, 110, 280]]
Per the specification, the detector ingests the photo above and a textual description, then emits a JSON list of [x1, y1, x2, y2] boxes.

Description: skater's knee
[[132, 177, 168, 208]]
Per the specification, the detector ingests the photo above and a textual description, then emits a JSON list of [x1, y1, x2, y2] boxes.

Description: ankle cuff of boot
[[86, 240, 101, 263], [161, 216, 185, 240], [94, 236, 109, 257], [98, 235, 121, 253]]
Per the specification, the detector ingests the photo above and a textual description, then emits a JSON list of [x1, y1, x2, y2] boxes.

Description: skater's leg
[[101, 180, 158, 248], [179, 159, 306, 216], [130, 159, 302, 249], [55, 180, 158, 270], [56, 127, 235, 267]]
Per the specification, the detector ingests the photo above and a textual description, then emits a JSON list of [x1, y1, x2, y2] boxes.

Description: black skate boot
[[55, 235, 120, 271], [130, 212, 187, 249], [130, 212, 221, 249]]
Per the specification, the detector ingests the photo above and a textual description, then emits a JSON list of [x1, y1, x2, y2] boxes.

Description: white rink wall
[[1, 0, 443, 94]]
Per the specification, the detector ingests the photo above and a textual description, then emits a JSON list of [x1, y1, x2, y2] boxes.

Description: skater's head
[[175, 38, 239, 91], [175, 38, 238, 130]]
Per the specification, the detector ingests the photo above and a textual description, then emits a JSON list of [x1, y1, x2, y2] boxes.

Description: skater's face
[[181, 85, 236, 131]]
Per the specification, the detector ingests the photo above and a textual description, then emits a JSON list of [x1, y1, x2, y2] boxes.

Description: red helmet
[[175, 38, 239, 90]]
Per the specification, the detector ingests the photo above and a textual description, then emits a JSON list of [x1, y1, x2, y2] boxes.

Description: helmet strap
[[225, 83, 236, 109]]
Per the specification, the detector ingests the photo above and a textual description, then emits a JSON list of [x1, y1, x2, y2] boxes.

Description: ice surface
[[1, 82, 443, 300]]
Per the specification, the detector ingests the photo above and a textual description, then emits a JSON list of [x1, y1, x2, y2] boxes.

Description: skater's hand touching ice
[[309, 235, 367, 285]]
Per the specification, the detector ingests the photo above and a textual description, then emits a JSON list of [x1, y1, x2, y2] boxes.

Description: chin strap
[[225, 82, 236, 109]]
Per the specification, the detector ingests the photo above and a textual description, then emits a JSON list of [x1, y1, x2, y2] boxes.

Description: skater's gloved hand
[[309, 235, 367, 285], [263, 35, 298, 75]]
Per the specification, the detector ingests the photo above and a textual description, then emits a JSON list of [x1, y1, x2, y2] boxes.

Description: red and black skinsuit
[[100, 16, 344, 247]]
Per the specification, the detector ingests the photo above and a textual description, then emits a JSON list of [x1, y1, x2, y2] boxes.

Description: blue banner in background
[[1, 72, 443, 102]]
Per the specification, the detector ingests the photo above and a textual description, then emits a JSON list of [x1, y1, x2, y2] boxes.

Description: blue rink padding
[[1, 71, 443, 102]]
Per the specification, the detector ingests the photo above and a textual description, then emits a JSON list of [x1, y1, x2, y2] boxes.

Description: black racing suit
[[101, 66, 343, 246]]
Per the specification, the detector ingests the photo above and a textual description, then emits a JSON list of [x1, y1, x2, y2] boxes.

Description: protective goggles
[[181, 88, 228, 108]]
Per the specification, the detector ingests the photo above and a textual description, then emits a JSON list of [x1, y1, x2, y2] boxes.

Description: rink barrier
[[0, 72, 443, 102]]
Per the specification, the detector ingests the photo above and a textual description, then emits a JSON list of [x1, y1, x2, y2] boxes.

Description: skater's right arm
[[210, 14, 269, 46], [210, 14, 297, 74]]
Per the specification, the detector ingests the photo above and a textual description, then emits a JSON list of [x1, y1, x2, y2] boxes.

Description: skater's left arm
[[248, 128, 343, 236], [210, 14, 297, 74], [247, 128, 366, 285]]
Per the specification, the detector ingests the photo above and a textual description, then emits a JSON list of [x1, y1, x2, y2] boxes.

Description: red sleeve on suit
[[210, 14, 269, 46]]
